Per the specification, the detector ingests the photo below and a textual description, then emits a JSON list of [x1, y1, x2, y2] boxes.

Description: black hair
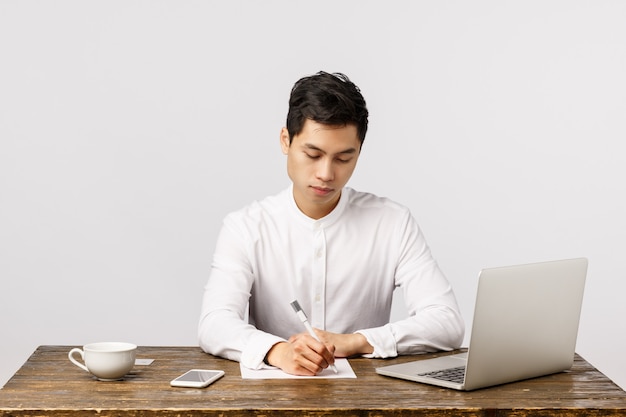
[[286, 71, 369, 145]]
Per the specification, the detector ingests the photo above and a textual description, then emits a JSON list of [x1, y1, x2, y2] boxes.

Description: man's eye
[[305, 153, 321, 159]]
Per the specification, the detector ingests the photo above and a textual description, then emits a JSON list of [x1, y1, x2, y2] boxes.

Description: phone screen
[[177, 370, 222, 382], [171, 369, 224, 388]]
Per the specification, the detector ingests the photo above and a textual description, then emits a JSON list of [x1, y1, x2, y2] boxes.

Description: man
[[198, 71, 464, 376]]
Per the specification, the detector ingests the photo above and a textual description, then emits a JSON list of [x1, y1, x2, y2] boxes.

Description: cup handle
[[68, 348, 89, 373]]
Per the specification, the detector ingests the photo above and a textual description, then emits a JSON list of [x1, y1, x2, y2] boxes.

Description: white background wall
[[1, 1, 624, 390]]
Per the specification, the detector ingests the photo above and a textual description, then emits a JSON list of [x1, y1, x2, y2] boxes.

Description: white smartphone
[[170, 369, 225, 388]]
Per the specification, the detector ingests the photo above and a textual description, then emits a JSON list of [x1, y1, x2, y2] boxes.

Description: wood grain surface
[[1, 345, 625, 416]]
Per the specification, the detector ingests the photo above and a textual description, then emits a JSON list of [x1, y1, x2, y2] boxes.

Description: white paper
[[240, 358, 356, 379]]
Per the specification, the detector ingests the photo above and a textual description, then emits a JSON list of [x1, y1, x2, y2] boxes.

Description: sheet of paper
[[240, 358, 356, 379]]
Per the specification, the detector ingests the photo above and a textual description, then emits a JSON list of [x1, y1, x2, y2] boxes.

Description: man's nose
[[316, 159, 334, 181]]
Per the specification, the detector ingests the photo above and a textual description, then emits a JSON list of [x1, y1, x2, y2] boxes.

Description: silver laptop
[[376, 258, 588, 390]]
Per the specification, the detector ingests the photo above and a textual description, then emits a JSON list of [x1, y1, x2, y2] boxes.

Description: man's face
[[280, 119, 361, 220]]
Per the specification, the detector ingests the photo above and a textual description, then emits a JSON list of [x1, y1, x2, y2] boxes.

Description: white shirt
[[198, 186, 464, 369]]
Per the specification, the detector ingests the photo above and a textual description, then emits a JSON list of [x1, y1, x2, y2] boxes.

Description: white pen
[[290, 300, 338, 374]]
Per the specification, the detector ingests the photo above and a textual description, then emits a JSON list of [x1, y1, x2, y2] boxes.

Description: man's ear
[[279, 127, 291, 155]]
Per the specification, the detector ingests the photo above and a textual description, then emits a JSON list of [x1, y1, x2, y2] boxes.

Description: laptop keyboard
[[418, 366, 466, 384]]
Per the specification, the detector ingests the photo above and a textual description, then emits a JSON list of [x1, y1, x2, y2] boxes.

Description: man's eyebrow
[[303, 143, 358, 155]]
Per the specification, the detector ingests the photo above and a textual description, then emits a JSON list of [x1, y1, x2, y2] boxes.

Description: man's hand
[[265, 334, 336, 376], [264, 329, 374, 375], [312, 329, 374, 358]]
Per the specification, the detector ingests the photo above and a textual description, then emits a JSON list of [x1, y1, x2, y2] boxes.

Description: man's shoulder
[[345, 187, 410, 215], [224, 188, 289, 223]]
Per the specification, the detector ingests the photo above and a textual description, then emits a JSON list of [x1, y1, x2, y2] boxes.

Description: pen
[[290, 300, 338, 374]]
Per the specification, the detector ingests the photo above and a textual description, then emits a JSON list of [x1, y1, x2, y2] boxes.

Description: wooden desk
[[1, 346, 625, 416]]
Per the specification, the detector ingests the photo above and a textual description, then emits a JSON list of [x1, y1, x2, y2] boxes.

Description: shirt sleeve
[[197, 217, 285, 369], [355, 211, 465, 358]]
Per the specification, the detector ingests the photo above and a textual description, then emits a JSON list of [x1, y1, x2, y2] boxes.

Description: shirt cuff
[[355, 325, 398, 358], [240, 332, 287, 370]]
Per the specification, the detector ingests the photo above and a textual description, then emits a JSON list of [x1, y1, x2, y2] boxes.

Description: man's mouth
[[311, 186, 333, 196]]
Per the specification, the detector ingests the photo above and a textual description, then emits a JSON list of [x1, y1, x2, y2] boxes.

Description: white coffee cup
[[68, 342, 137, 381]]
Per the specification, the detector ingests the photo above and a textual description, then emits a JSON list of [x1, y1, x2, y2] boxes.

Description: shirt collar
[[287, 184, 350, 230]]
